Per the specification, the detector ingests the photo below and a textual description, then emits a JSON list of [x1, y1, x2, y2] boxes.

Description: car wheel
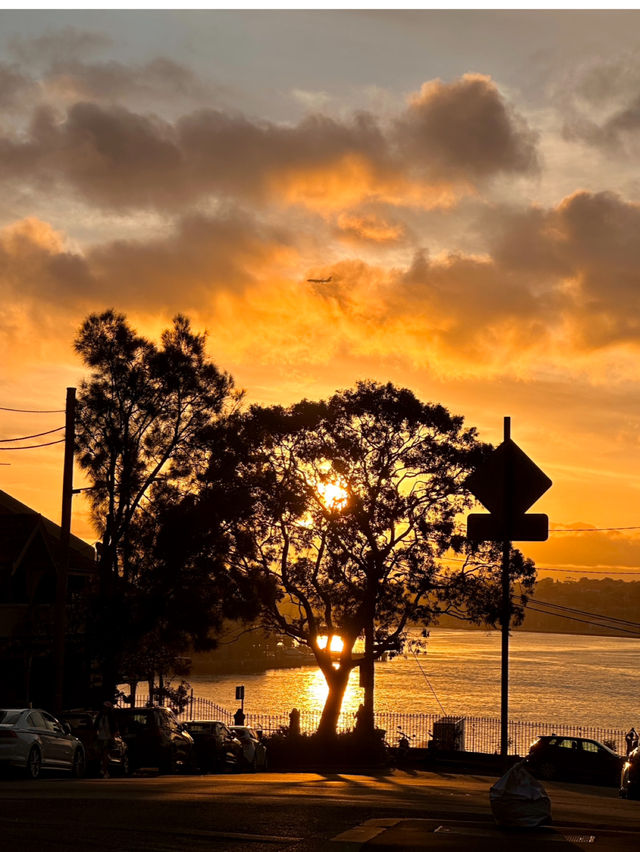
[[71, 749, 86, 779], [538, 761, 556, 780], [25, 746, 42, 780], [158, 751, 177, 774], [627, 783, 640, 801]]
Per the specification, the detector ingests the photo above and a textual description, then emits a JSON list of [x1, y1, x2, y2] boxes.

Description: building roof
[[0, 489, 95, 573]]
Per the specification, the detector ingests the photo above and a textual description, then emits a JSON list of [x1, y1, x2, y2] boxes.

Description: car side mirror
[[63, 723, 72, 735]]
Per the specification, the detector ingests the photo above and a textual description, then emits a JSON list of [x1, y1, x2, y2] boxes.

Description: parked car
[[0, 708, 86, 779], [229, 725, 268, 771], [525, 735, 624, 785], [112, 707, 193, 773], [620, 746, 640, 799], [182, 720, 243, 772], [61, 710, 129, 777]]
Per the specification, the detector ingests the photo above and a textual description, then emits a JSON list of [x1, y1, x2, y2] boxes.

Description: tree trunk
[[361, 621, 375, 734], [317, 665, 351, 737], [360, 585, 376, 733]]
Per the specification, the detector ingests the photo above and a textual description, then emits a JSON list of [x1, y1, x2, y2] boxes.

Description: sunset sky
[[2, 9, 640, 581]]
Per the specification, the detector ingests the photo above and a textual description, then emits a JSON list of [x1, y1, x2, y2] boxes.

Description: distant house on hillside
[[0, 489, 96, 708]]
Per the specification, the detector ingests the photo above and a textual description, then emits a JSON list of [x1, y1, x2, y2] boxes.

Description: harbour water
[[187, 629, 640, 730]]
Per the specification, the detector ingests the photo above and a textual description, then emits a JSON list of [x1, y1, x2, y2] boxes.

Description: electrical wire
[[0, 426, 64, 443], [519, 602, 640, 637], [0, 406, 64, 413], [549, 526, 640, 532], [0, 439, 66, 450], [541, 568, 640, 576], [409, 648, 447, 715], [519, 596, 640, 629]]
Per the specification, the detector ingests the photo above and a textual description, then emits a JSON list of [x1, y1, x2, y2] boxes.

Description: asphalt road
[[1, 768, 639, 851]]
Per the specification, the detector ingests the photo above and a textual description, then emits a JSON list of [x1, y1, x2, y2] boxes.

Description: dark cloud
[[395, 74, 538, 181], [486, 190, 640, 348], [560, 55, 640, 154], [0, 103, 186, 209], [0, 219, 92, 303], [87, 209, 294, 308], [0, 209, 296, 315], [43, 57, 215, 105], [0, 74, 539, 212]]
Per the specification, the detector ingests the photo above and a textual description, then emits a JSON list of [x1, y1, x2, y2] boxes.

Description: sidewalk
[[332, 817, 639, 850], [330, 768, 640, 850]]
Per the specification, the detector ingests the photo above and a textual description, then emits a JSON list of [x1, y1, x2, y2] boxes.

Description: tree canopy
[[200, 381, 536, 735], [74, 310, 240, 699]]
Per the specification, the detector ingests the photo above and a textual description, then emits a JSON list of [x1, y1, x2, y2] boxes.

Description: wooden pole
[[54, 387, 76, 715]]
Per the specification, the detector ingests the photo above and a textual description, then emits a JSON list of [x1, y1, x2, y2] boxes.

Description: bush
[[264, 728, 389, 770]]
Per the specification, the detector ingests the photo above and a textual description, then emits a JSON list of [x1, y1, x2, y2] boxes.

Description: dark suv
[[525, 735, 623, 786], [112, 707, 193, 773], [182, 720, 243, 772]]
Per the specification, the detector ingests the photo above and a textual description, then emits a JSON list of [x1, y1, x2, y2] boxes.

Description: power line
[[409, 648, 447, 715], [520, 602, 640, 637], [0, 439, 66, 450], [524, 596, 640, 629], [0, 408, 65, 414], [549, 526, 640, 532], [0, 426, 64, 443], [541, 567, 640, 575]]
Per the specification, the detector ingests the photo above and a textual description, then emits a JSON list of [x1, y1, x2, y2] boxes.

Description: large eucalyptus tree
[[201, 381, 535, 736]]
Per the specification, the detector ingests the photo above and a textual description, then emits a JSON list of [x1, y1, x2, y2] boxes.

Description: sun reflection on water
[[299, 666, 363, 716]]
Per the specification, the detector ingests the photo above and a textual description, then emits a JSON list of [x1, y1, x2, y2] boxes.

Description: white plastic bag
[[489, 761, 552, 827]]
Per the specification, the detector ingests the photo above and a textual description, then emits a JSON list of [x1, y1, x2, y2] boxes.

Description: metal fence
[[122, 692, 627, 757]]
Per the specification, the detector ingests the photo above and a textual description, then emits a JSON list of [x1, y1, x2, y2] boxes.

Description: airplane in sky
[[307, 276, 333, 283]]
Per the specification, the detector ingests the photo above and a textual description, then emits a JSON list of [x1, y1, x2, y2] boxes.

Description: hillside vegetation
[[440, 578, 640, 637]]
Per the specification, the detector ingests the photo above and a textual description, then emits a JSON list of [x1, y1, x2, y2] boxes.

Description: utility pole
[[54, 387, 76, 715]]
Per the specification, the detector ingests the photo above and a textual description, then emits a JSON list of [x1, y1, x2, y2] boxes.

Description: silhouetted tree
[[74, 310, 239, 699], [200, 381, 535, 736]]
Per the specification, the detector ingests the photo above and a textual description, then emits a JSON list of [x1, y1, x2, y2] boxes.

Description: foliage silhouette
[[74, 310, 240, 700], [198, 381, 536, 736]]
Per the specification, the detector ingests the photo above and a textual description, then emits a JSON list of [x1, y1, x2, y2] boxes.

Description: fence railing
[[120, 692, 627, 757]]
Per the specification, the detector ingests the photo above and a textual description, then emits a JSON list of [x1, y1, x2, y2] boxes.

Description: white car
[[0, 708, 86, 779], [229, 725, 268, 771]]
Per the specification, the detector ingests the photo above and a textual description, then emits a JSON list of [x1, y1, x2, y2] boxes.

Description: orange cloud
[[336, 211, 405, 243]]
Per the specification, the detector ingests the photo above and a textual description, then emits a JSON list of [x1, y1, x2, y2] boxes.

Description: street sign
[[466, 438, 552, 518], [466, 420, 551, 543], [235, 685, 245, 701], [467, 512, 549, 542]]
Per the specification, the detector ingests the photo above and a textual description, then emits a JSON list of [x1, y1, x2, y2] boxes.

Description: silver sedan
[[0, 708, 86, 779], [229, 725, 268, 771]]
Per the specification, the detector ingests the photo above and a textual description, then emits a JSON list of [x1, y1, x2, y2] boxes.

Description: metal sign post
[[500, 417, 512, 761], [466, 417, 552, 761], [235, 684, 245, 711]]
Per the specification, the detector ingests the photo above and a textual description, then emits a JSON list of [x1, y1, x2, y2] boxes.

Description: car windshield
[[0, 710, 21, 725], [118, 711, 152, 727], [231, 727, 255, 739], [65, 714, 94, 730], [186, 723, 213, 733]]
